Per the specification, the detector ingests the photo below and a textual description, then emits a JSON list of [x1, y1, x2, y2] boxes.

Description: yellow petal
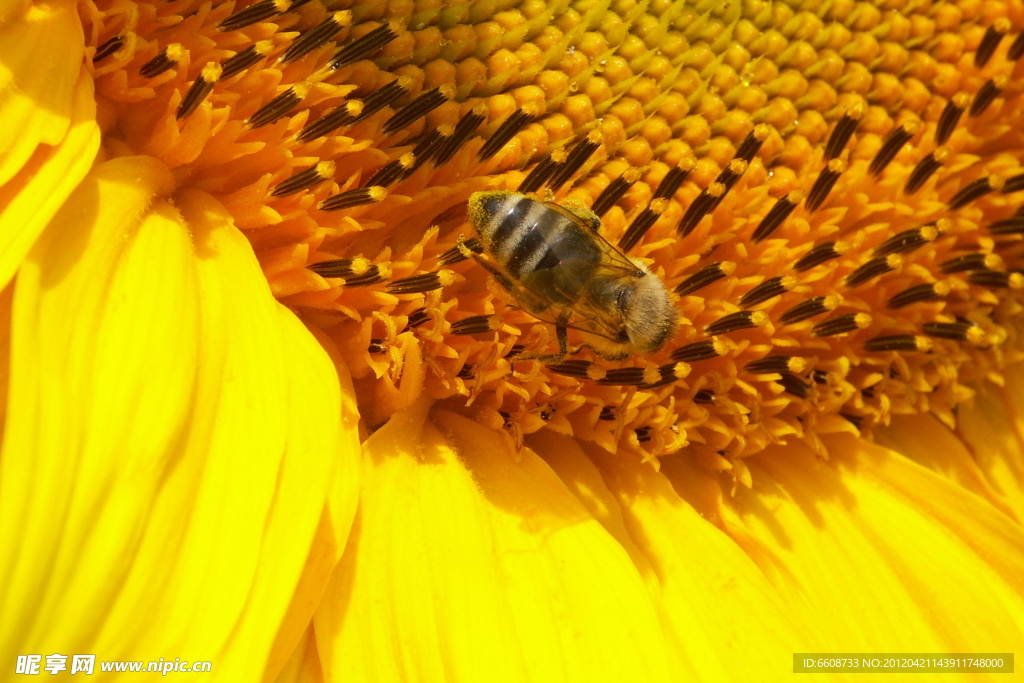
[[0, 0, 85, 185], [550, 436, 826, 682], [0, 156, 358, 679], [876, 411, 1021, 524], [0, 66, 99, 290], [717, 433, 1024, 662], [316, 401, 677, 683], [953, 366, 1024, 524]]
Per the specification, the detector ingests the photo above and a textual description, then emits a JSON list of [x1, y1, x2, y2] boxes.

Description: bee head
[[618, 262, 679, 354]]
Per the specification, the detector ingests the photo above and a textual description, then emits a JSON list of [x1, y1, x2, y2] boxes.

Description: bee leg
[[457, 235, 518, 293]]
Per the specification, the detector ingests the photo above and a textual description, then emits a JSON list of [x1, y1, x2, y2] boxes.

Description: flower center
[[83, 0, 1024, 472]]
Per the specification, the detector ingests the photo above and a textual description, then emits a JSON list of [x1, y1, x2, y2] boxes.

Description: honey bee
[[460, 190, 679, 361]]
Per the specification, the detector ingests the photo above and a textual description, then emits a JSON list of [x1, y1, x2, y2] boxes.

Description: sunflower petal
[[0, 67, 99, 290], [0, 156, 356, 678], [717, 433, 1024, 656], [953, 367, 1024, 524], [876, 411, 1021, 523], [316, 402, 677, 683], [0, 0, 85, 185], [561, 438, 824, 682]]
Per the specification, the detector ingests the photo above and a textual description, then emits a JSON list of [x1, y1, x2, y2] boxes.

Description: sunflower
[[2, 0, 1024, 680]]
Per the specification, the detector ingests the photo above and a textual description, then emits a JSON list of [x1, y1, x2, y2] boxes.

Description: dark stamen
[[407, 308, 430, 328], [778, 295, 839, 324], [319, 186, 387, 211], [272, 161, 334, 197], [653, 160, 694, 199], [309, 258, 370, 278], [939, 253, 1001, 274], [794, 241, 849, 271], [845, 255, 900, 288], [988, 216, 1024, 235], [518, 153, 563, 193], [751, 191, 802, 242], [864, 335, 931, 352], [869, 123, 917, 176], [385, 86, 450, 136], [874, 224, 940, 256], [813, 313, 871, 337], [281, 12, 349, 64], [677, 185, 723, 236], [948, 176, 1000, 210], [824, 108, 861, 160], [777, 373, 810, 398], [674, 261, 734, 296], [693, 389, 715, 404], [705, 311, 765, 336], [547, 131, 602, 191], [433, 106, 486, 165], [364, 155, 414, 187], [805, 159, 845, 211], [904, 150, 947, 194], [618, 200, 666, 252], [935, 94, 969, 145], [477, 107, 536, 160], [250, 85, 306, 128], [219, 0, 285, 31], [344, 266, 385, 288], [968, 270, 1024, 289], [734, 124, 770, 162], [923, 321, 978, 342], [597, 367, 653, 386], [547, 359, 601, 380], [140, 45, 181, 78], [93, 34, 122, 62], [1002, 173, 1024, 194], [592, 170, 639, 216], [739, 276, 794, 307], [176, 63, 221, 119], [355, 79, 409, 122], [451, 315, 499, 335], [887, 282, 948, 309], [1009, 31, 1024, 60], [969, 77, 1006, 117], [330, 24, 397, 69], [438, 237, 482, 265], [386, 271, 453, 294], [220, 42, 271, 80], [975, 21, 1008, 67], [670, 339, 724, 363], [297, 101, 362, 142], [745, 355, 804, 375]]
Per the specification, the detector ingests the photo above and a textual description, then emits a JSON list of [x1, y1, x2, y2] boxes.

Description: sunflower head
[[80, 0, 1024, 480]]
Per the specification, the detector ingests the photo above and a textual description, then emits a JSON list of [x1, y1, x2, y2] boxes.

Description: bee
[[460, 190, 679, 361]]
